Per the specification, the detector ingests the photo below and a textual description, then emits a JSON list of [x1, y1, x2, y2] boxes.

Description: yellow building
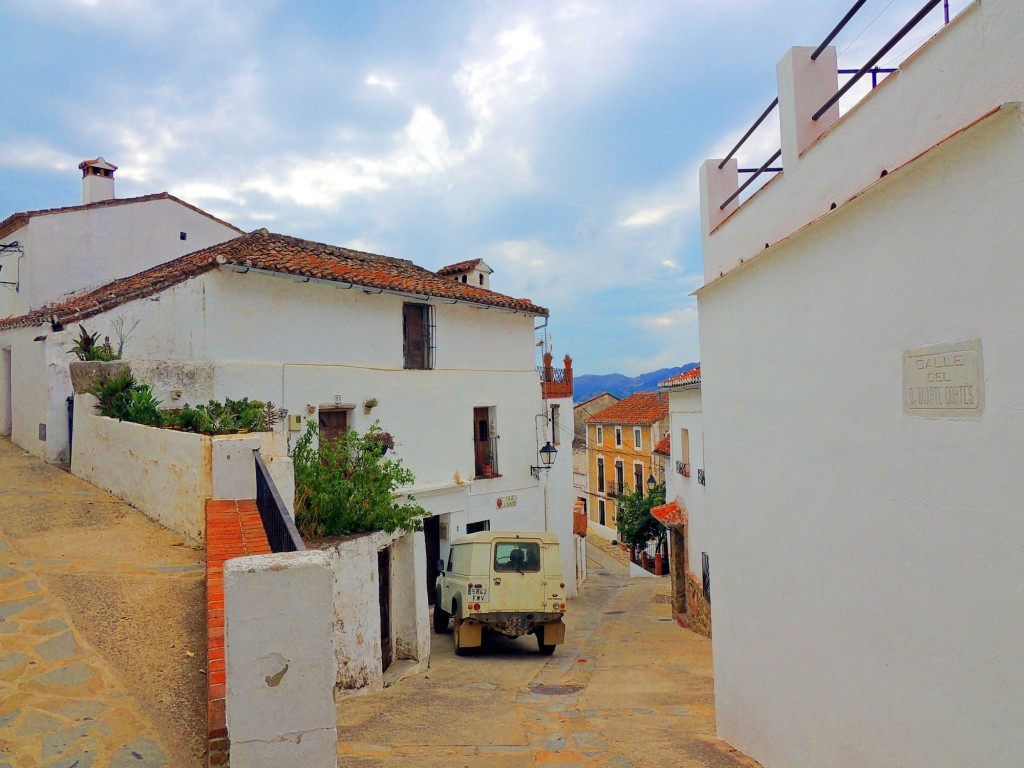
[[585, 391, 669, 537]]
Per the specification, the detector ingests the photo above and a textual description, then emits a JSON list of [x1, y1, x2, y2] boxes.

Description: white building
[[0, 219, 578, 595], [653, 367, 710, 636], [0, 158, 241, 463], [695, 1, 1024, 766]]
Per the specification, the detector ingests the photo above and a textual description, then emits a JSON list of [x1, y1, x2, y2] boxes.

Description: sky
[[0, 0, 968, 376]]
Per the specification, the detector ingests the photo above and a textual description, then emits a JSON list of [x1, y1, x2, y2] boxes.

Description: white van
[[434, 531, 567, 655]]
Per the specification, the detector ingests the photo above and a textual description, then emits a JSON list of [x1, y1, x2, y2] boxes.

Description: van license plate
[[467, 585, 489, 601]]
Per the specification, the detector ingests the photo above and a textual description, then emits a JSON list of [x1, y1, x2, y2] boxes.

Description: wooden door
[[318, 408, 348, 443], [378, 548, 392, 671]]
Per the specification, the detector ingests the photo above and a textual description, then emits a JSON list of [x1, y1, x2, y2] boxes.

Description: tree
[[615, 482, 667, 549], [289, 420, 426, 539]]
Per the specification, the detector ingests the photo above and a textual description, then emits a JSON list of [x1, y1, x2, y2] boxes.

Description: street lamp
[[647, 473, 657, 493], [530, 441, 558, 479]]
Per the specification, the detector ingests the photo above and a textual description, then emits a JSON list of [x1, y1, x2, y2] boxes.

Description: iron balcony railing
[[605, 481, 621, 498], [253, 449, 305, 553], [676, 460, 690, 477]]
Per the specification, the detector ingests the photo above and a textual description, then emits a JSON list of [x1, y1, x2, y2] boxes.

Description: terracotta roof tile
[[653, 435, 671, 456], [437, 258, 482, 276], [659, 366, 701, 388], [0, 192, 243, 242], [0, 229, 547, 330], [651, 500, 687, 527], [585, 391, 668, 425]]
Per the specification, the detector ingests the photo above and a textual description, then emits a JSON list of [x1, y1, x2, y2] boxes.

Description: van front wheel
[[537, 634, 557, 655]]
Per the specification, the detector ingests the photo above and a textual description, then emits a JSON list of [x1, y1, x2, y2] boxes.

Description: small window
[[466, 520, 490, 534], [403, 303, 435, 369], [681, 428, 691, 466], [633, 427, 641, 449], [478, 274, 484, 285], [551, 404, 560, 446], [596, 426, 603, 445], [598, 500, 606, 526], [615, 427, 622, 447], [461, 275, 467, 283], [179, 231, 187, 241], [494, 542, 540, 572]]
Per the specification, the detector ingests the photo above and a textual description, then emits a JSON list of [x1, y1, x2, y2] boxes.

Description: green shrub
[[615, 483, 667, 548], [69, 324, 120, 362], [163, 398, 279, 435], [86, 371, 163, 427], [289, 421, 426, 539]]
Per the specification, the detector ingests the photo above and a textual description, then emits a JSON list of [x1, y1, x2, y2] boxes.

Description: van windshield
[[493, 542, 541, 573]]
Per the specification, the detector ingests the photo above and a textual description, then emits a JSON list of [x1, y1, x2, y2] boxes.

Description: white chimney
[[79, 157, 117, 204]]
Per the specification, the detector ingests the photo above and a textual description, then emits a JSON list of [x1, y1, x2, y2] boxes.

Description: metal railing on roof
[[719, 0, 954, 211]]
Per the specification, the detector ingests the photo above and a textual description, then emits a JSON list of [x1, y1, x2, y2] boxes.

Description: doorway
[[424, 516, 440, 606], [378, 547, 392, 671], [318, 408, 348, 443], [1, 348, 11, 436]]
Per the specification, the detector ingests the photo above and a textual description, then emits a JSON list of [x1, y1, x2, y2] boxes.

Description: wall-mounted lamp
[[530, 441, 557, 479], [647, 473, 657, 493]]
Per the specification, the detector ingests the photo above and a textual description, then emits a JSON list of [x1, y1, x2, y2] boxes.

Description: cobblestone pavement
[[336, 548, 763, 768], [0, 437, 207, 767]]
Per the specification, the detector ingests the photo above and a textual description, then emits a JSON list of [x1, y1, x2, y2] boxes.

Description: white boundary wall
[[696, 2, 1024, 764], [225, 550, 338, 768]]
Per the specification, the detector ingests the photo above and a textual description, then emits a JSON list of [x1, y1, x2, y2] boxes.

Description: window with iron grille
[[403, 303, 435, 369]]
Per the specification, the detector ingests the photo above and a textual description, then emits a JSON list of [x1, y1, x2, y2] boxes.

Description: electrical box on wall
[[289, 414, 303, 431]]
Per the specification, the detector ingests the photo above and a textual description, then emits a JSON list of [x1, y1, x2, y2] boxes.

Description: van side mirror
[[436, 558, 445, 572]]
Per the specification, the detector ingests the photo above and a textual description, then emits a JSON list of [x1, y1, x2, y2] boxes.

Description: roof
[[437, 258, 489, 276], [585, 391, 668, 425], [0, 229, 547, 331], [659, 366, 701, 389], [653, 435, 671, 457], [0, 192, 243, 242], [574, 391, 619, 410], [651, 500, 687, 527]]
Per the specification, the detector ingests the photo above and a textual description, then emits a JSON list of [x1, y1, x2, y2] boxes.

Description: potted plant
[[363, 397, 379, 415], [482, 449, 493, 478]]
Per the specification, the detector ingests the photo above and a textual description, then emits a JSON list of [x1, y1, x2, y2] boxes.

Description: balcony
[[539, 353, 573, 400]]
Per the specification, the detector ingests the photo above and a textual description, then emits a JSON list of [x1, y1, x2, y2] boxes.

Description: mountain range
[[573, 363, 699, 403]]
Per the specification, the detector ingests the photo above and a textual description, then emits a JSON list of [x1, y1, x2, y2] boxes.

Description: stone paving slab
[[0, 436, 205, 767], [337, 557, 764, 767]]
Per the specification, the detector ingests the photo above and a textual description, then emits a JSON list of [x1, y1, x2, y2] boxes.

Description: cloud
[[620, 202, 689, 229], [366, 74, 399, 94], [0, 142, 80, 172]]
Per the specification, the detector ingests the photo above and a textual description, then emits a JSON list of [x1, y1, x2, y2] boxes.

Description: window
[[551, 404, 560, 446], [615, 461, 624, 493], [494, 542, 540, 572], [598, 500, 606, 526], [633, 427, 642, 450], [597, 457, 605, 493], [680, 427, 691, 477], [595, 426, 603, 445], [478, 274, 484, 286], [403, 303, 435, 369], [466, 520, 490, 534], [461, 275, 467, 283], [615, 427, 622, 447], [634, 463, 644, 497]]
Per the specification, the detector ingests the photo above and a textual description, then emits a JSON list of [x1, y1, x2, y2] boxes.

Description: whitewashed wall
[[698, 85, 1024, 768], [225, 550, 338, 768], [665, 387, 705, 577], [701, 0, 1024, 282], [0, 196, 238, 320]]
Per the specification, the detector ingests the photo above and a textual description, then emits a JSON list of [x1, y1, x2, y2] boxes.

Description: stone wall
[[683, 570, 711, 639]]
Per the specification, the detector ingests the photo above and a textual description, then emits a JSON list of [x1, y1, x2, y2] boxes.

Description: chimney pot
[[78, 157, 118, 204]]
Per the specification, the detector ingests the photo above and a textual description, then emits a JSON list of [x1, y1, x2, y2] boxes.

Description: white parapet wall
[[321, 528, 430, 696], [71, 394, 212, 541], [71, 394, 293, 541], [224, 550, 338, 768]]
